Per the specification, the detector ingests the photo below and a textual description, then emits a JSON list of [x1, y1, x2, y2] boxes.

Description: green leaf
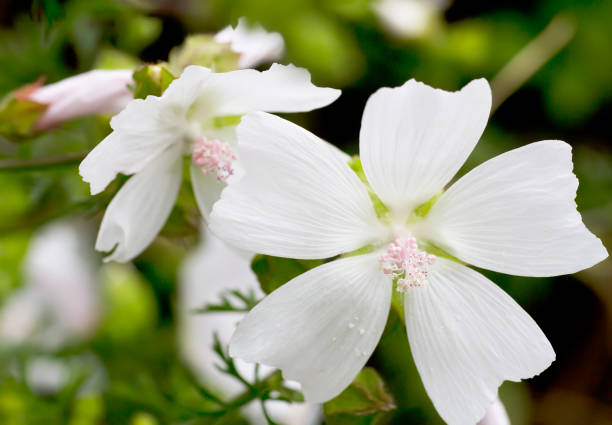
[[324, 367, 396, 425], [251, 255, 323, 294], [131, 64, 176, 99]]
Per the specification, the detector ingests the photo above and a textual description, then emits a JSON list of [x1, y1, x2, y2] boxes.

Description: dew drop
[[359, 328, 365, 335], [348, 322, 355, 329]]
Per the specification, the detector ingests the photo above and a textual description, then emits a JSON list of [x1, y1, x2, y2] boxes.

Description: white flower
[[26, 69, 133, 130], [373, 0, 448, 39], [209, 79, 608, 425], [79, 64, 340, 262], [215, 18, 285, 69], [179, 231, 321, 425], [0, 221, 100, 349]]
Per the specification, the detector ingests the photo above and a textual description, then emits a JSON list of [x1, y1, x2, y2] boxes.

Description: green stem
[[0, 151, 86, 171], [490, 13, 575, 112]]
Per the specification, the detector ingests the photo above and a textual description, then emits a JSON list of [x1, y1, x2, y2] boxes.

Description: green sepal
[[168, 35, 240, 74], [131, 64, 176, 99], [0, 86, 48, 140], [212, 115, 243, 128], [411, 190, 443, 218], [251, 255, 323, 294], [323, 367, 396, 425], [348, 156, 390, 222]]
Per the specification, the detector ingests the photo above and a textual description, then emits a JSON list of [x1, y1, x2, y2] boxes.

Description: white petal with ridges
[[79, 66, 209, 195], [195, 64, 340, 118], [230, 254, 392, 403], [190, 163, 228, 221], [210, 112, 384, 259], [95, 145, 182, 262], [360, 78, 491, 215], [405, 258, 554, 425], [423, 140, 608, 276]]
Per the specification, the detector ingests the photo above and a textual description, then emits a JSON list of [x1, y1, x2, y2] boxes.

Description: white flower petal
[[478, 398, 510, 425], [196, 64, 340, 118], [26, 222, 99, 338], [423, 140, 608, 276], [190, 163, 227, 221], [214, 18, 285, 69], [79, 66, 209, 195], [230, 254, 392, 403], [95, 145, 182, 262], [210, 112, 384, 259], [360, 78, 491, 215], [405, 258, 555, 425]]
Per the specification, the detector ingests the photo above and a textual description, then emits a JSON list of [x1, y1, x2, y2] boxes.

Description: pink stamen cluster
[[379, 237, 436, 291], [191, 137, 237, 181]]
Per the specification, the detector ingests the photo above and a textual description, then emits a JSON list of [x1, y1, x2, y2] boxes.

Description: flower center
[[191, 137, 237, 181], [379, 237, 436, 291]]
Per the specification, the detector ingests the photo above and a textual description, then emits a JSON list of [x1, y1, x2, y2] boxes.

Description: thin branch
[[0, 151, 86, 171], [491, 13, 575, 112]]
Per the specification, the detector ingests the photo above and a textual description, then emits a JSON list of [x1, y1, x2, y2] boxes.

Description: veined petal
[[196, 63, 340, 118], [79, 66, 210, 195], [95, 145, 182, 262], [229, 254, 392, 403], [210, 112, 384, 259], [405, 258, 554, 425], [190, 163, 228, 221], [360, 79, 491, 215], [423, 140, 608, 276]]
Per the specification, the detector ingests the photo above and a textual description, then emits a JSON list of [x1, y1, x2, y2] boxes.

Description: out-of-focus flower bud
[[28, 69, 133, 130]]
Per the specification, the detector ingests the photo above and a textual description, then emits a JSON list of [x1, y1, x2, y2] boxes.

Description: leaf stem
[[491, 13, 575, 112], [0, 151, 86, 172]]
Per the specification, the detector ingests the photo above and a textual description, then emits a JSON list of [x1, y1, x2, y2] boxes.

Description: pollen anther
[[379, 237, 435, 291], [191, 137, 237, 181]]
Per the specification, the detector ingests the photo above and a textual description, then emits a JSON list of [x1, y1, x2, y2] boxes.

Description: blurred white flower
[[24, 70, 133, 130], [80, 64, 340, 262], [25, 357, 69, 394], [179, 231, 321, 425], [210, 79, 608, 425], [0, 221, 100, 350], [478, 398, 511, 425], [373, 0, 449, 38], [215, 18, 285, 69]]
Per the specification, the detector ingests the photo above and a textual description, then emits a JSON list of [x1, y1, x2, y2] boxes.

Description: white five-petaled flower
[[79, 63, 340, 262], [215, 18, 285, 69], [209, 79, 608, 425]]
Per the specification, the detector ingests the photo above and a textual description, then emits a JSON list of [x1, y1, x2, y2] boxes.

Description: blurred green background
[[0, 0, 611, 424]]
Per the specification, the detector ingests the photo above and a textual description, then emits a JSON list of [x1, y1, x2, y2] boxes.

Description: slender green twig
[[490, 13, 575, 112], [0, 151, 86, 172]]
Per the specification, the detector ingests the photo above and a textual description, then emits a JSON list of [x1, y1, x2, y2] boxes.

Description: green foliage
[[251, 255, 323, 294], [193, 289, 260, 313], [130, 65, 176, 99], [324, 367, 396, 425]]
